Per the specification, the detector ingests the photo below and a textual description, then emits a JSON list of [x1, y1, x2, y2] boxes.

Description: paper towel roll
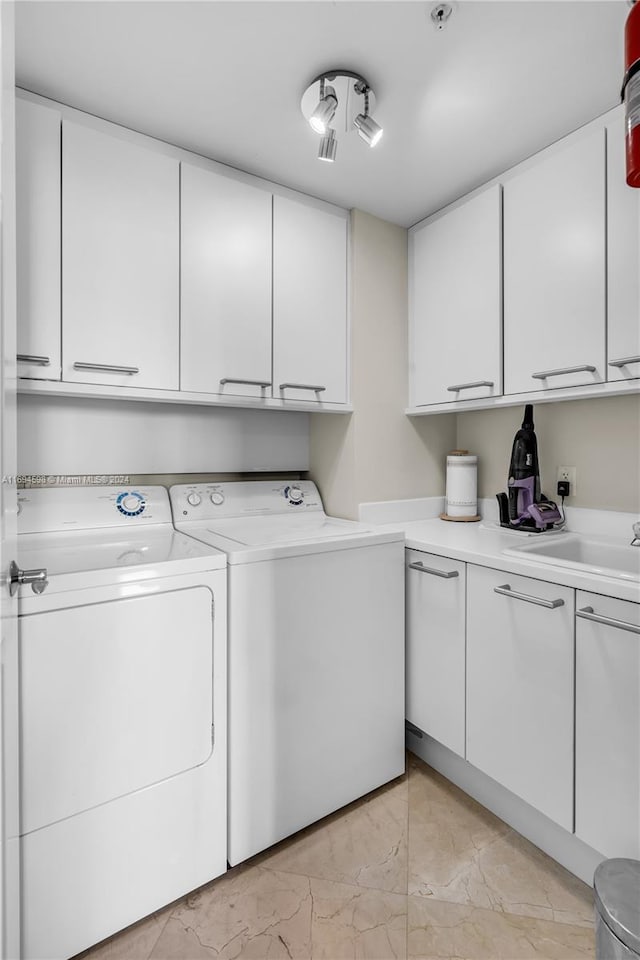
[[446, 451, 478, 518]]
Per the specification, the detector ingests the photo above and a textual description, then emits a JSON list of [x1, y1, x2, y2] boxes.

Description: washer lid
[[203, 513, 372, 547], [594, 859, 640, 954]]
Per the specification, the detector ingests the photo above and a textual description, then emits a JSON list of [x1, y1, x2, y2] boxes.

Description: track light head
[[317, 128, 337, 162], [354, 113, 383, 147], [309, 84, 337, 135]]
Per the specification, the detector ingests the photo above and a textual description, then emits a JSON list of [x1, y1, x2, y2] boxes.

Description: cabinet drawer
[[466, 565, 574, 829], [406, 550, 466, 756], [575, 591, 640, 857]]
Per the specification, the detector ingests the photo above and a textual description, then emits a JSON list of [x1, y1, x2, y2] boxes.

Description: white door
[[16, 97, 60, 381], [181, 163, 272, 398], [504, 128, 606, 394], [607, 113, 640, 383], [406, 550, 466, 756], [62, 121, 179, 390], [575, 592, 640, 858], [0, 7, 21, 956], [410, 185, 502, 406], [273, 196, 348, 404], [466, 565, 574, 830]]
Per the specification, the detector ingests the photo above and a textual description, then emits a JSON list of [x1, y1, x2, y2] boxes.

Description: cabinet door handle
[[278, 383, 326, 392], [408, 562, 459, 579], [17, 355, 50, 366], [608, 356, 640, 368], [219, 378, 272, 388], [494, 584, 564, 609], [73, 362, 139, 375], [531, 365, 596, 380], [447, 380, 494, 392], [576, 606, 640, 635]]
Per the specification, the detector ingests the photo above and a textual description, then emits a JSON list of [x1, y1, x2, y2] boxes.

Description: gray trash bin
[[595, 859, 640, 960]]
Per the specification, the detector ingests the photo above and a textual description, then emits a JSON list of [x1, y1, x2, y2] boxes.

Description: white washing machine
[[170, 480, 405, 867], [16, 486, 227, 960]]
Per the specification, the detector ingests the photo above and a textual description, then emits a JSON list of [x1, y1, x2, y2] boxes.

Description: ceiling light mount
[[301, 70, 383, 162]]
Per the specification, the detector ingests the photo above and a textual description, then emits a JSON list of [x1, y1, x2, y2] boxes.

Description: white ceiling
[[15, 1, 627, 226]]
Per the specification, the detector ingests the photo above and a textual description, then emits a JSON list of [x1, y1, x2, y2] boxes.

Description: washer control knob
[[187, 492, 202, 507], [210, 492, 225, 505], [289, 486, 304, 504]]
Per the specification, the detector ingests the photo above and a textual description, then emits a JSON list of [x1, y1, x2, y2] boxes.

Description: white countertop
[[366, 499, 640, 604]]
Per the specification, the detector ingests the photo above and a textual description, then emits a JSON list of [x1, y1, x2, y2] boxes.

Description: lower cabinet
[[466, 565, 575, 830], [406, 550, 466, 757], [575, 591, 640, 858]]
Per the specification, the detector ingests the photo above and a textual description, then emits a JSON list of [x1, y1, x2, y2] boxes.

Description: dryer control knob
[[210, 492, 225, 505], [187, 492, 202, 507], [121, 494, 141, 512], [289, 486, 304, 503]]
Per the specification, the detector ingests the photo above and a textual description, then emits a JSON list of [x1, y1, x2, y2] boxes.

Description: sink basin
[[504, 535, 640, 582]]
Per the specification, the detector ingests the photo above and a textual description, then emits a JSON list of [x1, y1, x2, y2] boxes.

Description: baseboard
[[406, 728, 604, 887]]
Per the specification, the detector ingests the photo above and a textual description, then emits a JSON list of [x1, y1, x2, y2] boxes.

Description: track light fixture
[[301, 70, 383, 162]]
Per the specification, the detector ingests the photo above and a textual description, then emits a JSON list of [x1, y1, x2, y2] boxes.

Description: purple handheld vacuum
[[496, 405, 562, 532]]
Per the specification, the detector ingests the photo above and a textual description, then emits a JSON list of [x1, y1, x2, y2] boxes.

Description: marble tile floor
[[76, 754, 595, 960]]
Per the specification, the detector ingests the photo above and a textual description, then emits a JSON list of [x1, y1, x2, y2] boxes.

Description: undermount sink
[[503, 535, 640, 583]]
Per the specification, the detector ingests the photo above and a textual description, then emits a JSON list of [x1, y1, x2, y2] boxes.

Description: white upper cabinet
[[410, 184, 502, 406], [180, 163, 272, 398], [504, 128, 606, 395], [16, 98, 61, 381], [607, 113, 640, 383], [62, 122, 179, 390], [273, 196, 348, 405]]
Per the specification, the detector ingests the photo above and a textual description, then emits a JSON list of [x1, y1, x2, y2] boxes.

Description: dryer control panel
[[170, 480, 324, 520]]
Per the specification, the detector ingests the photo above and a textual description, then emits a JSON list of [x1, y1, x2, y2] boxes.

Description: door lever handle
[[9, 560, 48, 596]]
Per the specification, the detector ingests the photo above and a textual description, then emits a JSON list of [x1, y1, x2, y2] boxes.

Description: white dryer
[[16, 486, 227, 960], [170, 480, 405, 867]]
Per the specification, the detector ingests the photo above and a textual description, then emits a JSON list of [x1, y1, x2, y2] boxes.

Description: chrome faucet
[[632, 522, 640, 547]]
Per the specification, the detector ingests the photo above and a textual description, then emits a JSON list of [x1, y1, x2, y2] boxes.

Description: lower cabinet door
[[575, 591, 640, 858], [466, 565, 574, 830], [406, 549, 466, 756]]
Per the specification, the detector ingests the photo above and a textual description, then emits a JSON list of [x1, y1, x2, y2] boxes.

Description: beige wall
[[457, 394, 640, 513], [309, 210, 456, 519], [310, 209, 640, 519]]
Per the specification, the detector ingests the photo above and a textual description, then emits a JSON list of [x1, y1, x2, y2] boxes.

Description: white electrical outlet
[[557, 466, 577, 494]]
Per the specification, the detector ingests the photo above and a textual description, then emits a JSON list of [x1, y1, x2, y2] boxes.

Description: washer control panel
[[170, 480, 324, 520]]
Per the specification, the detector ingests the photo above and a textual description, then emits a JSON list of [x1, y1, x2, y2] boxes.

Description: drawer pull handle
[[531, 365, 596, 380], [278, 382, 326, 392], [73, 362, 139, 375], [494, 584, 564, 609], [576, 606, 640, 635], [608, 356, 640, 368], [17, 354, 50, 366], [408, 562, 459, 579], [447, 380, 494, 392], [220, 378, 272, 388]]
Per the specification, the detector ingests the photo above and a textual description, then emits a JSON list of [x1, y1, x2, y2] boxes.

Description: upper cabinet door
[[62, 122, 179, 390], [273, 196, 348, 405], [504, 129, 606, 394], [16, 98, 61, 381], [410, 184, 502, 407], [607, 114, 640, 383], [181, 164, 272, 398]]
